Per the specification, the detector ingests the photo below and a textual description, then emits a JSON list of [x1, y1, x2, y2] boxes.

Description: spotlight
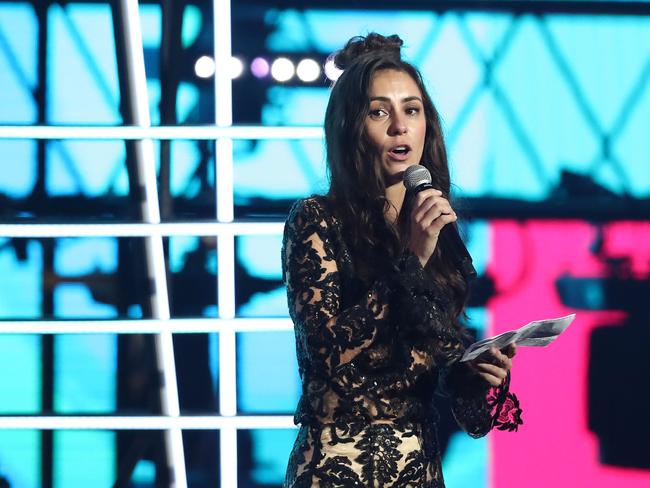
[[250, 57, 270, 78], [296, 58, 320, 82], [195, 55, 216, 78], [324, 58, 342, 81], [229, 56, 244, 79], [271, 57, 295, 82]]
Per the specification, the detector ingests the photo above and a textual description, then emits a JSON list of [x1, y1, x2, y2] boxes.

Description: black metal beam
[[458, 196, 650, 221], [2, 193, 650, 222], [233, 0, 650, 15], [159, 0, 183, 220], [109, 1, 170, 484], [33, 2, 54, 487], [3, 1, 650, 16]]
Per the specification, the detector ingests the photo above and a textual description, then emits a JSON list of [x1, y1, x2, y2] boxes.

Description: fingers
[[489, 346, 514, 369], [408, 188, 457, 266], [502, 343, 517, 358], [412, 189, 448, 219], [476, 370, 507, 387], [411, 189, 456, 233], [471, 346, 514, 387], [472, 362, 508, 387]]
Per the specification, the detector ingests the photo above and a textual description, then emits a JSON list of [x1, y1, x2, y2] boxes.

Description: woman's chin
[[383, 161, 417, 182]]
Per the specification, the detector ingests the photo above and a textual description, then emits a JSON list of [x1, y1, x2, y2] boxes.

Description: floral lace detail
[[282, 196, 523, 487], [487, 372, 524, 432]]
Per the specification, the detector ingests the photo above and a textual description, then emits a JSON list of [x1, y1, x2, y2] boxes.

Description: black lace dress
[[282, 197, 522, 488]]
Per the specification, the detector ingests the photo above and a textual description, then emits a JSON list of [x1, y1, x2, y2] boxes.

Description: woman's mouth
[[387, 145, 412, 161]]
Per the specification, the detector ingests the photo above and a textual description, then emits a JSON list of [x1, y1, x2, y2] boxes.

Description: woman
[[282, 33, 522, 488]]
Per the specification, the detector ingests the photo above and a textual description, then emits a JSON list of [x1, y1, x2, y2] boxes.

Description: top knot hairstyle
[[332, 33, 403, 70], [323, 32, 469, 319]]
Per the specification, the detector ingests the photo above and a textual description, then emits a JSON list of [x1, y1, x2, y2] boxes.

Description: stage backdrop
[[0, 2, 649, 487]]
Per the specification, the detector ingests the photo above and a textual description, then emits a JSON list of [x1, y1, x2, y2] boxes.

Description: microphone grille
[[403, 165, 432, 191]]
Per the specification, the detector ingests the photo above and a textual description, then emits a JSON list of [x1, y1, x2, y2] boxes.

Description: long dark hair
[[324, 33, 468, 318]]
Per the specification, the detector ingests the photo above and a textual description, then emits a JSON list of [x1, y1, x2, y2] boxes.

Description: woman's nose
[[389, 115, 407, 135]]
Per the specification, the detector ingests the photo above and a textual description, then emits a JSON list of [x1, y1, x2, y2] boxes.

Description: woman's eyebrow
[[369, 96, 423, 103]]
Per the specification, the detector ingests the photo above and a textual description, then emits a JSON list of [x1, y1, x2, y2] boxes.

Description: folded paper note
[[460, 314, 576, 362]]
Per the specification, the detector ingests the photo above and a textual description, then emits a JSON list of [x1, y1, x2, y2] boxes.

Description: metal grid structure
[[1, 1, 650, 487], [0, 1, 301, 487]]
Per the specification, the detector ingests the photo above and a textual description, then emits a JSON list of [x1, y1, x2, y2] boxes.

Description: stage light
[[250, 57, 270, 78], [296, 58, 320, 82], [195, 55, 216, 78], [229, 56, 244, 79], [195, 56, 243, 79], [324, 58, 343, 81], [271, 57, 294, 82]]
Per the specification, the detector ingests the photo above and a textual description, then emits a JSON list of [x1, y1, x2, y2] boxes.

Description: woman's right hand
[[408, 188, 457, 267]]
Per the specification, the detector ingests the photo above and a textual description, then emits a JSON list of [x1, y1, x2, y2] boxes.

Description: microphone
[[403, 165, 477, 281]]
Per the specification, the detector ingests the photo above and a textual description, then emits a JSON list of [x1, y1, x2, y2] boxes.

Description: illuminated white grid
[[0, 125, 324, 140], [214, 1, 239, 485], [0, 416, 295, 430], [0, 222, 285, 238], [0, 318, 293, 335], [119, 0, 186, 485], [0, 0, 323, 485]]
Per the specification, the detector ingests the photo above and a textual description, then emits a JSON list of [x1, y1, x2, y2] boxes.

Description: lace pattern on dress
[[282, 196, 523, 487]]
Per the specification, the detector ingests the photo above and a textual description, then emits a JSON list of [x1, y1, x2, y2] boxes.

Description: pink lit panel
[[488, 220, 650, 488]]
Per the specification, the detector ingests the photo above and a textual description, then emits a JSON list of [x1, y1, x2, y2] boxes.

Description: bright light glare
[[250, 57, 270, 78], [195, 56, 243, 79], [271, 57, 295, 82], [324, 58, 343, 81], [195, 55, 216, 78], [229, 56, 244, 79], [296, 59, 320, 82]]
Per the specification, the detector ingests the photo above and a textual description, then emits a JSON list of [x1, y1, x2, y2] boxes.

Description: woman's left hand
[[469, 344, 517, 387]]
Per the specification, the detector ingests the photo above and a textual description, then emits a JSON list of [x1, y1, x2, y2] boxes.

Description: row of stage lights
[[194, 55, 343, 83]]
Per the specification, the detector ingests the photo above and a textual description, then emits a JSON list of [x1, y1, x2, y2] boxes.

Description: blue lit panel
[[52, 238, 117, 414], [234, 10, 650, 201], [54, 431, 115, 488], [237, 331, 300, 414], [0, 431, 40, 487], [0, 240, 42, 319], [238, 429, 295, 486], [234, 138, 328, 202], [54, 334, 116, 413], [236, 235, 287, 317], [0, 3, 37, 201], [0, 4, 37, 124], [0, 3, 649, 487], [443, 433, 487, 487], [0, 335, 41, 414]]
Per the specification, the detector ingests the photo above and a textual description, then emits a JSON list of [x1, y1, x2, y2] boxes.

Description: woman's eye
[[369, 109, 387, 118], [406, 107, 420, 115]]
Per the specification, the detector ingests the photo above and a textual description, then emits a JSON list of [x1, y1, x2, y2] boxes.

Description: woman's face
[[364, 69, 426, 183]]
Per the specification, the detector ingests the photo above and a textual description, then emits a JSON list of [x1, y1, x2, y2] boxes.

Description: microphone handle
[[412, 182, 477, 281]]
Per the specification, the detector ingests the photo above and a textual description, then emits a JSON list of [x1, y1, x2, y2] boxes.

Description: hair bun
[[333, 33, 403, 71]]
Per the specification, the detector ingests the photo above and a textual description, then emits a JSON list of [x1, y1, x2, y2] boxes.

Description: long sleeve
[[281, 198, 450, 388], [283, 197, 523, 432], [442, 357, 524, 438], [282, 198, 390, 378]]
